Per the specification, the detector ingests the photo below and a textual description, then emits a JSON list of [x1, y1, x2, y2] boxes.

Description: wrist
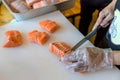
[[102, 48, 113, 69], [110, 51, 120, 65]]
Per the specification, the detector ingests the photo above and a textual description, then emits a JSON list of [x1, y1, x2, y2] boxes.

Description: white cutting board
[[0, 10, 120, 80]]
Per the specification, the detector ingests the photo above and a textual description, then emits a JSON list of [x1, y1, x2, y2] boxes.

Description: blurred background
[[62, 0, 98, 44]]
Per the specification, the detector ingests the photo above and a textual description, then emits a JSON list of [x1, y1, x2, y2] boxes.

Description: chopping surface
[[0, 10, 120, 80]]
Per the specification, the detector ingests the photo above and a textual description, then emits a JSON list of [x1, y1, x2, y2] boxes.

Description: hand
[[93, 0, 117, 30], [61, 47, 113, 73]]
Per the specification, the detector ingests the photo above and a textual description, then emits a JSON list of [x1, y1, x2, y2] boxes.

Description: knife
[[71, 25, 102, 51]]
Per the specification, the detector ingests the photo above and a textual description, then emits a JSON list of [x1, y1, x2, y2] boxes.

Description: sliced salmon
[[39, 20, 59, 33], [33, 1, 48, 9], [47, 0, 59, 3], [3, 30, 23, 48], [10, 0, 29, 13], [49, 42, 71, 58], [25, 0, 40, 7], [28, 30, 49, 45], [6, 0, 14, 5]]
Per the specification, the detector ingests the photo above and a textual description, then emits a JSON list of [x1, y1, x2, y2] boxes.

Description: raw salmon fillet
[[33, 1, 48, 9], [6, 0, 14, 4], [25, 0, 40, 7], [10, 0, 29, 13], [39, 20, 59, 33], [28, 30, 49, 45], [3, 30, 23, 48], [49, 42, 71, 58]]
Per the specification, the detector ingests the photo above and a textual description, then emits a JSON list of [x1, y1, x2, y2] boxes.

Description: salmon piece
[[58, 0, 66, 2], [10, 0, 29, 13], [33, 1, 48, 9], [28, 30, 49, 45], [3, 30, 23, 48], [47, 0, 59, 3], [39, 20, 59, 33], [25, 0, 40, 7], [49, 42, 71, 58], [6, 0, 14, 4]]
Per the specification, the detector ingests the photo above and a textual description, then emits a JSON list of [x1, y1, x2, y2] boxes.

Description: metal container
[[2, 0, 75, 21]]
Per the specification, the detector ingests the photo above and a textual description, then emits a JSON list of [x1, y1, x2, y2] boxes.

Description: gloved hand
[[61, 47, 113, 73]]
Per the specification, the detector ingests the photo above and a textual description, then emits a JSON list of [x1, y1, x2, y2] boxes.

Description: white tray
[[2, 0, 75, 21]]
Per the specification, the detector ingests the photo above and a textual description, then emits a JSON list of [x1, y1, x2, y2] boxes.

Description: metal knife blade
[[71, 25, 102, 51]]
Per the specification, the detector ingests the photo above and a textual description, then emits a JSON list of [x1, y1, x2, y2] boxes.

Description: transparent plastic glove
[[61, 47, 113, 73]]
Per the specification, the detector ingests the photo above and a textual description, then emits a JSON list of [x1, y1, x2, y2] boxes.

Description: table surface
[[0, 10, 120, 80]]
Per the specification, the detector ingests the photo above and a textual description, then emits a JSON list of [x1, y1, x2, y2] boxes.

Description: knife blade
[[71, 25, 102, 51]]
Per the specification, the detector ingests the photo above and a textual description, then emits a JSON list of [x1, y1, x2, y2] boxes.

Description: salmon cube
[[25, 0, 40, 7], [33, 1, 48, 9], [47, 0, 59, 3], [10, 0, 29, 13], [39, 20, 59, 33], [49, 42, 71, 58], [6, 0, 14, 4], [3, 30, 23, 48], [28, 30, 49, 45]]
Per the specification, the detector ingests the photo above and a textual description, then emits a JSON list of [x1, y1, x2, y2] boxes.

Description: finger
[[103, 23, 110, 27], [101, 14, 114, 27], [92, 11, 106, 30]]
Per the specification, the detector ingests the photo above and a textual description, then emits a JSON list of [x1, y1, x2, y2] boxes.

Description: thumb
[[92, 16, 103, 30]]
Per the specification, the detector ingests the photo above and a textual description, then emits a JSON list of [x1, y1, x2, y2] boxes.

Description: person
[[92, 0, 120, 69], [61, 0, 120, 72], [93, 0, 119, 49], [79, 0, 112, 48]]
